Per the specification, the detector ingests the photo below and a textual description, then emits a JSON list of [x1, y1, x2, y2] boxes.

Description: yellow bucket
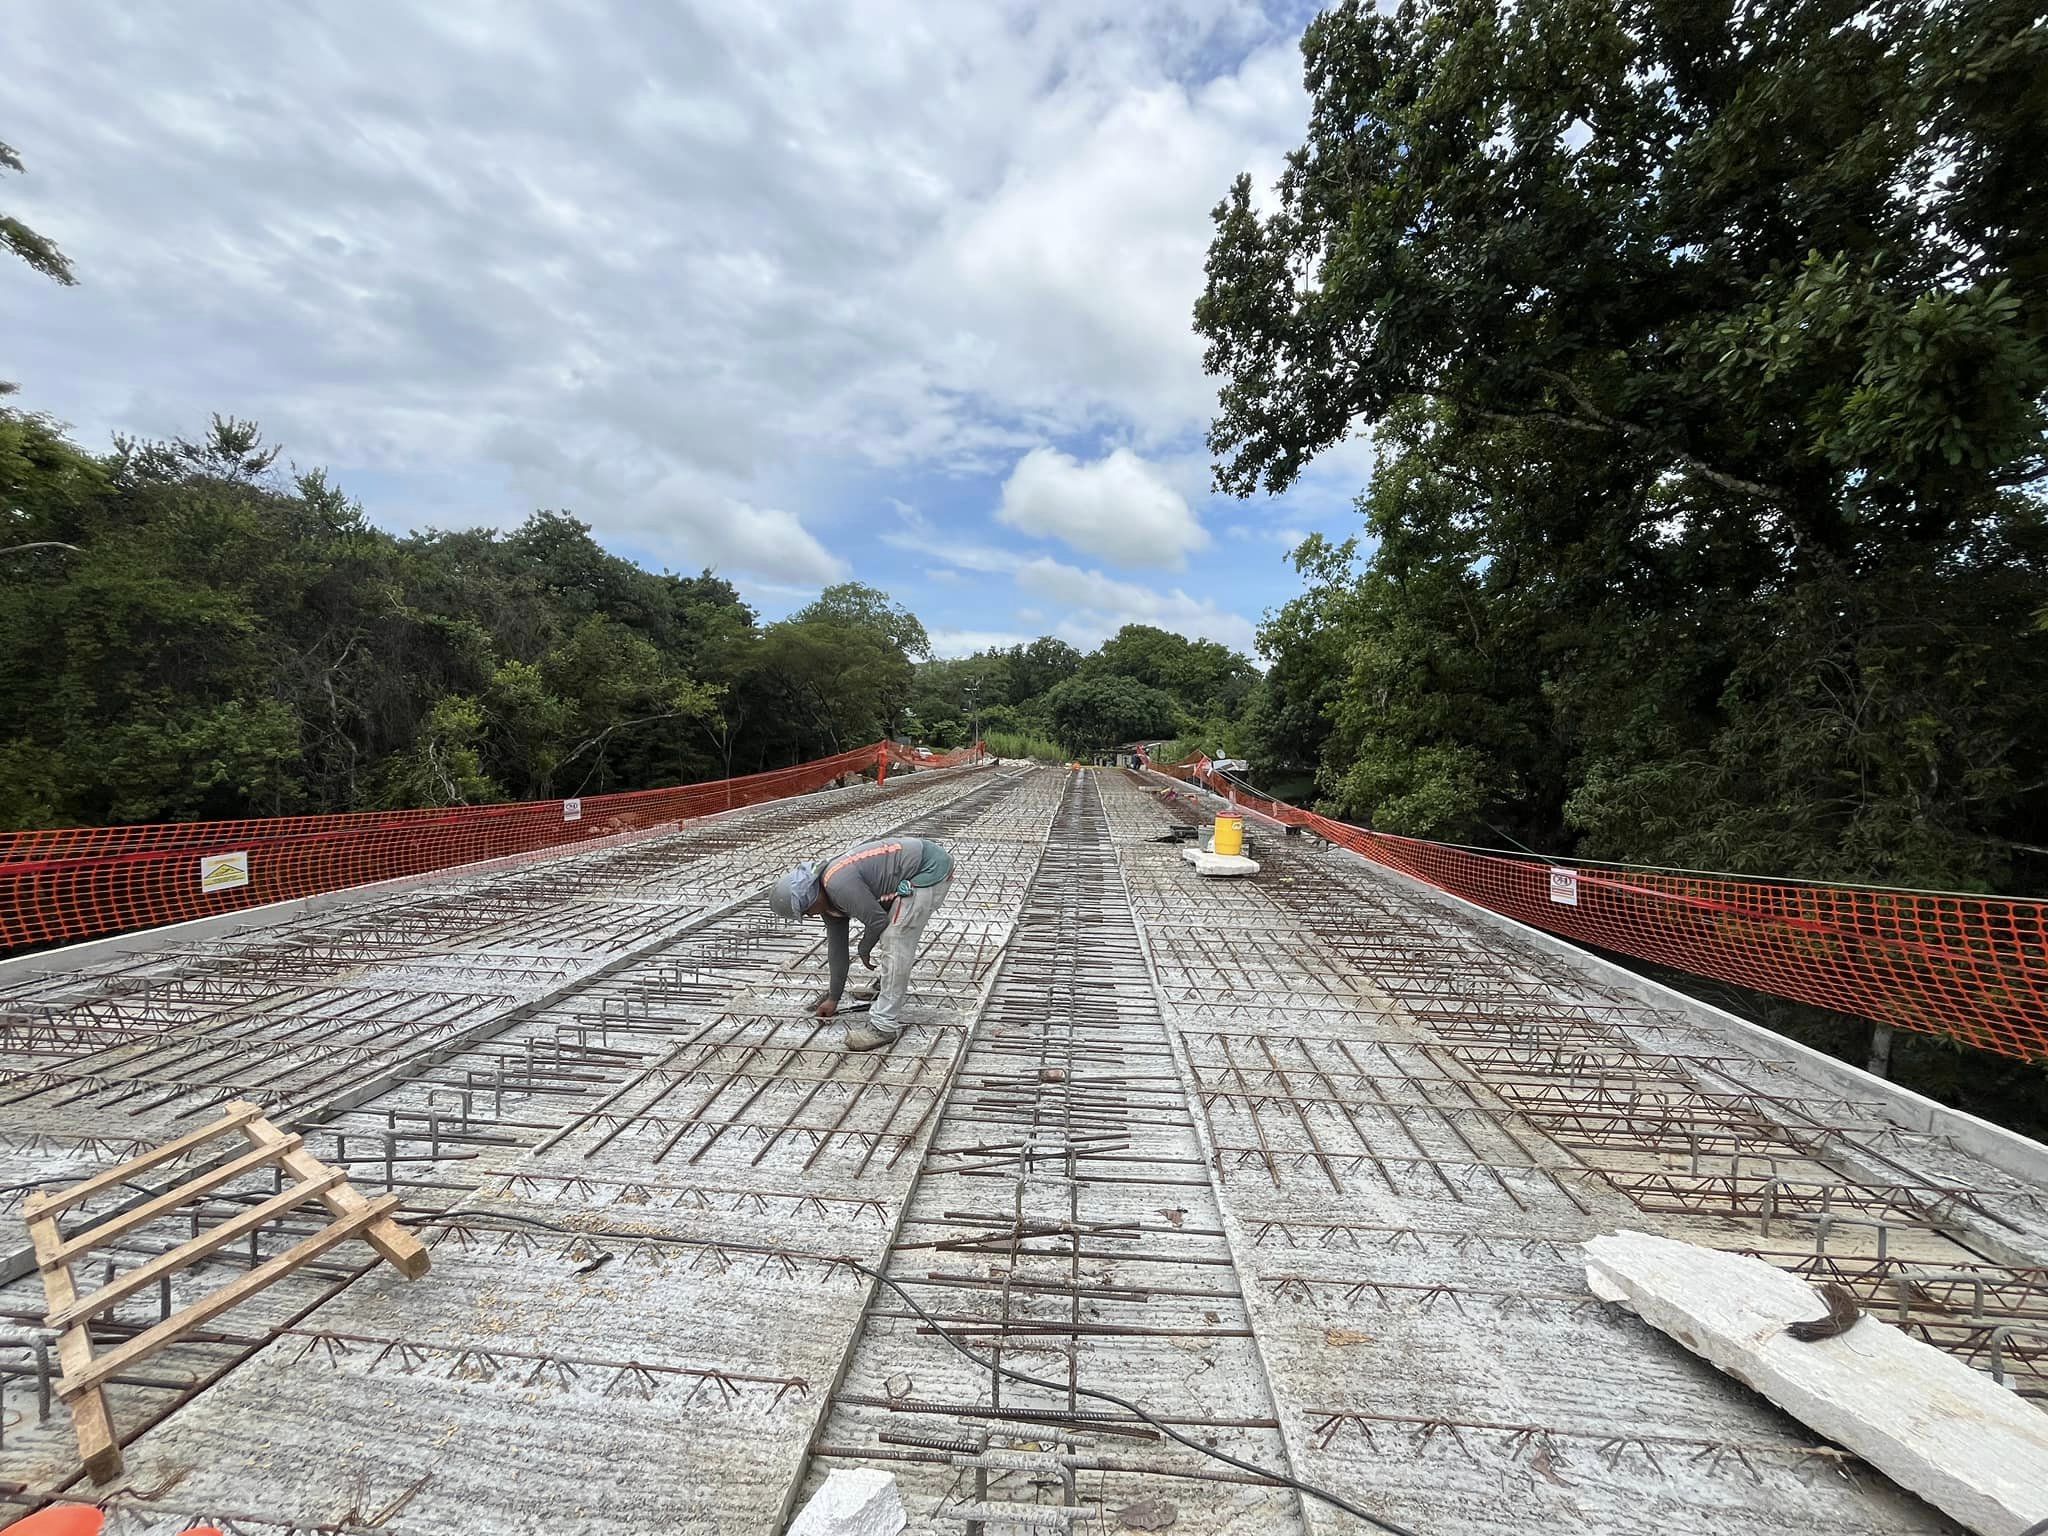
[[1212, 815, 1244, 857]]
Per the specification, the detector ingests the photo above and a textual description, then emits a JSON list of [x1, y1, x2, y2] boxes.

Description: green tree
[[909, 651, 1013, 746], [1044, 675, 1179, 752], [380, 694, 501, 807], [1, 138, 74, 287], [1558, 554, 2048, 882], [1311, 411, 1598, 840], [1198, 0, 2047, 530], [1083, 624, 1257, 711], [1205, 0, 2048, 887], [1247, 535, 1360, 784], [758, 614, 913, 755], [1, 417, 318, 823], [794, 582, 931, 660], [1003, 636, 1082, 705], [0, 408, 834, 824]]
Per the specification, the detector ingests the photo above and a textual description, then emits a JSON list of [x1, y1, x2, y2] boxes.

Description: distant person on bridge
[[767, 836, 954, 1051]]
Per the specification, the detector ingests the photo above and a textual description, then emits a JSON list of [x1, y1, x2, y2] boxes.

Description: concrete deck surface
[[3, 764, 2044, 1535]]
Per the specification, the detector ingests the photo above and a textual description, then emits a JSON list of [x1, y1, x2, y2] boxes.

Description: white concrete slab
[[1181, 847, 1261, 877], [788, 1468, 906, 1536], [1584, 1230, 2048, 1536]]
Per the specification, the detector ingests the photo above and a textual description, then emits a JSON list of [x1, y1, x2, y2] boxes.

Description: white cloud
[[913, 537, 1259, 656], [1225, 522, 1307, 549], [879, 532, 1015, 574], [488, 432, 845, 583], [680, 498, 843, 584], [910, 37, 1305, 445], [996, 446, 1207, 568], [735, 576, 832, 613], [928, 627, 1033, 658], [1015, 556, 1256, 653], [0, 1, 1313, 587]]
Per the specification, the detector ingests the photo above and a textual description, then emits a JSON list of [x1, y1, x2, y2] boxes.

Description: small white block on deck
[[788, 1468, 907, 1536], [1181, 847, 1260, 877], [1583, 1230, 2048, 1536]]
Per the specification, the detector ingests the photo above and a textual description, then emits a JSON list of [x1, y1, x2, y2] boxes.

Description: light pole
[[963, 681, 983, 760]]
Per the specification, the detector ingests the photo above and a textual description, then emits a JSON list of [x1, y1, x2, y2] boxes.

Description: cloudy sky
[[3, 1, 1375, 658]]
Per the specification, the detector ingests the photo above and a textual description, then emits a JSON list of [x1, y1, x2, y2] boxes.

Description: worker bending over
[[768, 836, 954, 1051]]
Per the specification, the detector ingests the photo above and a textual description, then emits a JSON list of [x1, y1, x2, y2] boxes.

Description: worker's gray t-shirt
[[819, 836, 953, 1000]]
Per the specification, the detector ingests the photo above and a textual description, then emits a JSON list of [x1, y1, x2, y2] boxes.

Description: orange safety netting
[[1143, 750, 2048, 1064], [0, 741, 985, 956]]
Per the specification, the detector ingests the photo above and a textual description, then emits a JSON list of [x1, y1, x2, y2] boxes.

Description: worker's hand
[[810, 993, 838, 1018], [858, 933, 879, 969]]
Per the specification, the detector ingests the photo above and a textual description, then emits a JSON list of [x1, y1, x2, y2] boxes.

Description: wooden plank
[[25, 1208, 122, 1482], [58, 1194, 401, 1399], [252, 1117, 430, 1280], [48, 1134, 303, 1263], [22, 1101, 263, 1218], [45, 1169, 346, 1332]]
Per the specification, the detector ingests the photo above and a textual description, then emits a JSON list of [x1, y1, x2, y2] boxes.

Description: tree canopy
[[905, 624, 1264, 758], [1083, 624, 1257, 712], [793, 582, 931, 661], [0, 408, 1268, 820], [1199, 0, 2046, 523], [1044, 674, 1181, 752], [0, 412, 942, 823], [1202, 0, 2048, 890]]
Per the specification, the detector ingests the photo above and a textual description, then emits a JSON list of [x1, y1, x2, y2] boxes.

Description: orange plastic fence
[[0, 741, 984, 956], [1144, 750, 2048, 1064]]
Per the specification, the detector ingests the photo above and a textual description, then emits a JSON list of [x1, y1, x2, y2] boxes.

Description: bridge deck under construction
[[3, 763, 2046, 1535]]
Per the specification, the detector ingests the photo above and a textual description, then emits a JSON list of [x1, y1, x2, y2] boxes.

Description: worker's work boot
[[843, 1021, 899, 1052]]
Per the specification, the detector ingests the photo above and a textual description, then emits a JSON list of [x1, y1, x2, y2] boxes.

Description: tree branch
[[1410, 369, 1791, 503], [556, 709, 700, 795], [1532, 367, 1789, 502]]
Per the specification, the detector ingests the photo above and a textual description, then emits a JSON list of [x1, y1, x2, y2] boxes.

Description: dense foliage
[[0, 412, 944, 823], [908, 625, 1260, 757], [0, 410, 1266, 823], [1202, 0, 2048, 891]]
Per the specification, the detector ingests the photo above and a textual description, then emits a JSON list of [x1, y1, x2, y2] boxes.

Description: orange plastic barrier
[[0, 1509, 105, 1536], [0, 1511, 218, 1536], [0, 741, 984, 956], [1142, 750, 2048, 1064]]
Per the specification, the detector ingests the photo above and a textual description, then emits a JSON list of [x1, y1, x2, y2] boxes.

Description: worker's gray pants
[[871, 875, 950, 1035]]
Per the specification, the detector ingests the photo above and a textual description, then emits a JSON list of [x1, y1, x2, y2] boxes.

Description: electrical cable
[[410, 1209, 1427, 1535], [842, 1253, 1427, 1535]]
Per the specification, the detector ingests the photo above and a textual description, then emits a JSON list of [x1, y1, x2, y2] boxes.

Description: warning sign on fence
[[563, 798, 582, 823], [1547, 866, 1579, 906], [198, 851, 250, 893]]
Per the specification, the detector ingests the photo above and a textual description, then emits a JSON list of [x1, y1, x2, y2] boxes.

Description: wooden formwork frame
[[20, 1100, 430, 1481]]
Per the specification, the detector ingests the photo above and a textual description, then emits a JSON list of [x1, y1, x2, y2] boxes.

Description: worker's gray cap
[[768, 863, 821, 920]]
